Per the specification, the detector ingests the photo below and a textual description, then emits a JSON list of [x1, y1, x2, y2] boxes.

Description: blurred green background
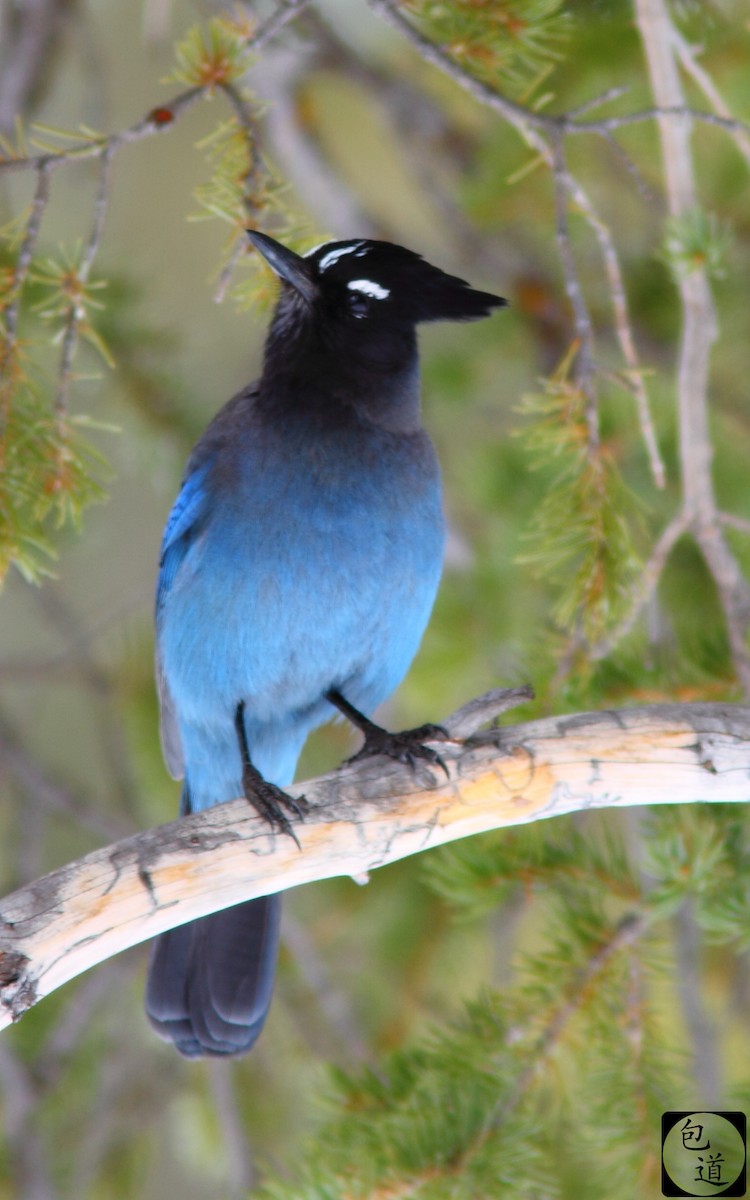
[[1, 1, 750, 1196]]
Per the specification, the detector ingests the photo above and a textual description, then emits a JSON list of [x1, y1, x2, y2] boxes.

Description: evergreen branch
[[364, 0, 553, 156], [494, 912, 647, 1128], [1, 691, 748, 1033], [0, 87, 205, 174]]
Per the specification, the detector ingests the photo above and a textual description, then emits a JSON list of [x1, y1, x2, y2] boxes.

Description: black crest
[[248, 232, 507, 327]]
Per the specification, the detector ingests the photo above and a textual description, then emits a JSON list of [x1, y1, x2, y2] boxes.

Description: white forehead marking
[[316, 241, 367, 272], [347, 278, 390, 300]]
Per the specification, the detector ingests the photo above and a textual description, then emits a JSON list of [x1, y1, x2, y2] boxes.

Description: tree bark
[[0, 690, 748, 1032]]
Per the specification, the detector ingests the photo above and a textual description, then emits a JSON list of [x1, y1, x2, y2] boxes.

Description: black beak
[[246, 231, 316, 303]]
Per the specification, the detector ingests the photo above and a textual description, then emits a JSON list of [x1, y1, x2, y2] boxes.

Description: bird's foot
[[241, 766, 308, 847], [347, 722, 451, 778]]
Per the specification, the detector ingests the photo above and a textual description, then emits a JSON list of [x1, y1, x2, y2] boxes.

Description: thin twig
[[0, 86, 205, 173], [550, 133, 598, 447], [566, 85, 632, 120], [566, 179, 666, 489], [671, 28, 750, 171], [719, 512, 750, 538], [599, 127, 656, 203], [53, 145, 113, 421], [2, 160, 52, 344], [212, 80, 266, 303], [567, 106, 750, 140], [249, 0, 312, 51], [591, 511, 689, 660]]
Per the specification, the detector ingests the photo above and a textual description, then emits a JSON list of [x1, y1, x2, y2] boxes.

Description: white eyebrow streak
[[317, 241, 366, 272], [347, 278, 390, 300]]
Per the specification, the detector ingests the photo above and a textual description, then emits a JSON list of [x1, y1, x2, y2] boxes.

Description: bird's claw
[[242, 769, 308, 847], [347, 722, 451, 779]]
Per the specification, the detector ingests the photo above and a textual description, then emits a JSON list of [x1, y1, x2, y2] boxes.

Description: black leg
[[234, 702, 307, 843], [326, 689, 450, 777]]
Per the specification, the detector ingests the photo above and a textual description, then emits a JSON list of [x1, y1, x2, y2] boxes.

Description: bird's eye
[[347, 291, 370, 320]]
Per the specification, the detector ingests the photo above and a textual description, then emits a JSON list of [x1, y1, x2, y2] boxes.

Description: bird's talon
[[241, 770, 305, 845], [347, 723, 452, 777]]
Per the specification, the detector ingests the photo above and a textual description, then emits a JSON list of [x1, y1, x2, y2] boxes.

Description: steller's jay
[[145, 232, 506, 1057]]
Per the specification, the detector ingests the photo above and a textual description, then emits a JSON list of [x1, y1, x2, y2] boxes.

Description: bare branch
[[53, 145, 113, 421], [2, 161, 52, 345], [550, 135, 598, 445], [1, 691, 748, 1034], [671, 28, 750, 172], [567, 106, 750, 141], [249, 0, 312, 51], [591, 511, 689, 660], [634, 0, 750, 694], [720, 512, 750, 539]]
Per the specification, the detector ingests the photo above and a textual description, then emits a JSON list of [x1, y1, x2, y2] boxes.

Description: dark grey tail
[[145, 895, 281, 1058]]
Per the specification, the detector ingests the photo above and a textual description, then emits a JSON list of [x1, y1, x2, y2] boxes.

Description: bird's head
[[248, 231, 506, 416], [249, 231, 506, 328]]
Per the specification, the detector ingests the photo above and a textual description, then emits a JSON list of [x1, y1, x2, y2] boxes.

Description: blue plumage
[[145, 233, 505, 1057]]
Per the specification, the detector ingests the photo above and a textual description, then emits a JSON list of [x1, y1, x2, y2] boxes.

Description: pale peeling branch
[[1, 689, 749, 1033]]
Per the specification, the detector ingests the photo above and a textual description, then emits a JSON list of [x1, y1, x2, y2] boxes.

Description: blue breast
[[158, 407, 443, 804]]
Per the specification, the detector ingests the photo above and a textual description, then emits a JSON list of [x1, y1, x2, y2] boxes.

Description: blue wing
[[156, 467, 209, 614], [155, 466, 209, 778]]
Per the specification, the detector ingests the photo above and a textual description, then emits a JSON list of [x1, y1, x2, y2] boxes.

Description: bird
[[144, 230, 506, 1057]]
